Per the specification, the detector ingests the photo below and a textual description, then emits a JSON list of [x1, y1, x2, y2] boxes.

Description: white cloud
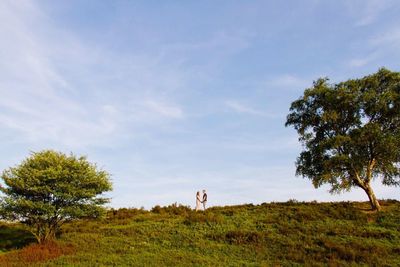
[[346, 0, 395, 27], [225, 100, 265, 116], [369, 27, 400, 47], [225, 100, 279, 118], [347, 52, 379, 68], [264, 74, 311, 91], [144, 100, 184, 119], [0, 1, 187, 148], [346, 26, 400, 69], [218, 135, 300, 152], [0, 2, 91, 145], [348, 58, 371, 68]]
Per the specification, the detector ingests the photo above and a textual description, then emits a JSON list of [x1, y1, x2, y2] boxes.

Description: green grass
[[1, 200, 400, 266], [0, 223, 36, 253]]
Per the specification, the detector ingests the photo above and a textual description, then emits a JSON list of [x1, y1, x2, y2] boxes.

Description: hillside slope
[[1, 201, 400, 266]]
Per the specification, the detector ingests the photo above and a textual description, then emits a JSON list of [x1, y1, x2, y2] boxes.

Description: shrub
[[108, 208, 147, 220], [183, 212, 224, 225], [151, 203, 191, 216], [0, 223, 36, 251], [208, 230, 263, 245], [0, 241, 75, 265], [224, 230, 262, 245]]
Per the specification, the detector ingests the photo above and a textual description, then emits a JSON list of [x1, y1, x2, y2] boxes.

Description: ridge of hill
[[1, 200, 399, 266]]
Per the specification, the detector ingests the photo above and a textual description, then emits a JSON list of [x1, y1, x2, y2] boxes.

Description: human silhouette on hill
[[202, 190, 207, 210], [195, 191, 201, 211]]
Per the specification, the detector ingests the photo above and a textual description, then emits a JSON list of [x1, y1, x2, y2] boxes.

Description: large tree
[[0, 150, 112, 243], [286, 68, 400, 211]]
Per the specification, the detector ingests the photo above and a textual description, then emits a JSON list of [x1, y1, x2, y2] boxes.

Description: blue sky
[[0, 0, 399, 208]]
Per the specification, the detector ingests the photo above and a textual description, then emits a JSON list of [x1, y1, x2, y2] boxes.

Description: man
[[202, 189, 207, 210]]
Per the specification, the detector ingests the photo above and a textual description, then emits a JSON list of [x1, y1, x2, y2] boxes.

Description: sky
[[0, 0, 399, 209]]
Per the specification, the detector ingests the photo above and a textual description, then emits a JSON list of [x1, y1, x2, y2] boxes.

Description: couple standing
[[195, 190, 207, 211]]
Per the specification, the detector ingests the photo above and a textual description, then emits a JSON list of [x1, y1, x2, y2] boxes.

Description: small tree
[[0, 150, 112, 243], [286, 68, 400, 211]]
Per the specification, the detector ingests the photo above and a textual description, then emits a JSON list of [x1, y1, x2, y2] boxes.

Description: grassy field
[[1, 200, 399, 266]]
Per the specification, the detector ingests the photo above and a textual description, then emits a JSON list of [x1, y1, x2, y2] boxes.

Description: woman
[[195, 191, 201, 211]]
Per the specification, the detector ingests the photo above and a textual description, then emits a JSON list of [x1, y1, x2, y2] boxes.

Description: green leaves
[[286, 68, 400, 210], [0, 150, 113, 242]]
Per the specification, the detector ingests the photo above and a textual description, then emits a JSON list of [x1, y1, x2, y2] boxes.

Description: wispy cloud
[[225, 100, 278, 118], [347, 26, 400, 69], [0, 1, 187, 148], [218, 135, 300, 152], [347, 52, 379, 68], [0, 2, 92, 146], [264, 74, 311, 91], [144, 100, 184, 119], [346, 0, 395, 27], [369, 27, 400, 47]]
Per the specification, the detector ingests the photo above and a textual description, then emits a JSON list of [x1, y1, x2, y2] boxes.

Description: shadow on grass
[[0, 223, 36, 252]]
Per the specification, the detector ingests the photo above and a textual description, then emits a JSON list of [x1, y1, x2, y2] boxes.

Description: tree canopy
[[286, 68, 400, 211], [0, 150, 112, 243]]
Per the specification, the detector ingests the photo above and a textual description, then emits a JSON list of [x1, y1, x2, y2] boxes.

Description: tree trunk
[[33, 224, 57, 244], [363, 184, 381, 211]]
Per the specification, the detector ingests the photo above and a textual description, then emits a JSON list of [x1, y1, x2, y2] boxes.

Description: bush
[[0, 223, 36, 251], [108, 208, 147, 220], [183, 212, 224, 225], [208, 230, 263, 245], [0, 241, 75, 265], [224, 230, 262, 245], [151, 203, 191, 216]]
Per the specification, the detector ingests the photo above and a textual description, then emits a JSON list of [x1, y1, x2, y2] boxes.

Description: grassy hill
[[1, 200, 399, 266]]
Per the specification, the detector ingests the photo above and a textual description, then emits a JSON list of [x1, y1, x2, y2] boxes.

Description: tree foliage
[[0, 150, 112, 243], [286, 68, 400, 211]]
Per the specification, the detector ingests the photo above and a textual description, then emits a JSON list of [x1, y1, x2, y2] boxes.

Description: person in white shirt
[[195, 191, 201, 211]]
